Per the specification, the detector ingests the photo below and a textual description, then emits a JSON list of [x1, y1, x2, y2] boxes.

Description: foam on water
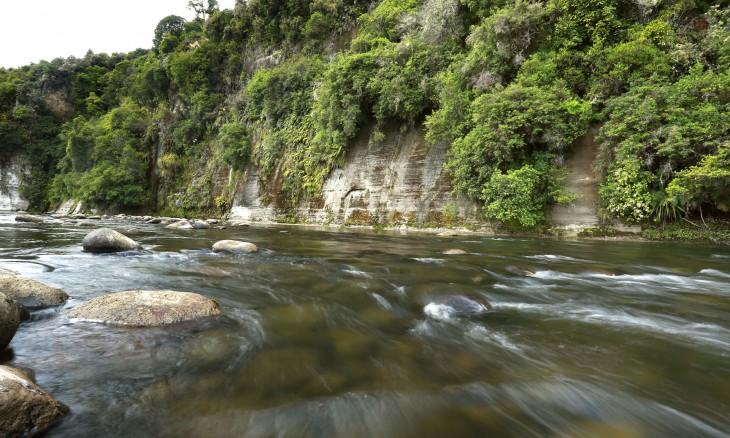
[[492, 302, 730, 352], [411, 257, 447, 264]]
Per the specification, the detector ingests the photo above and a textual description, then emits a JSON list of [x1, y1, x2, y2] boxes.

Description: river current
[[1, 213, 729, 437]]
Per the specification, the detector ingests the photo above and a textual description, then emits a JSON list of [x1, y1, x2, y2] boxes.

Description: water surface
[[1, 213, 729, 437]]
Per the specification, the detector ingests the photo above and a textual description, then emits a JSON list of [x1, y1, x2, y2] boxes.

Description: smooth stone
[[0, 366, 69, 436], [14, 214, 45, 223], [68, 290, 223, 326], [212, 240, 258, 254], [443, 249, 468, 255], [0, 276, 69, 308], [166, 220, 192, 230], [0, 293, 22, 350], [146, 218, 162, 224], [76, 220, 96, 227], [82, 228, 141, 253], [191, 220, 212, 229]]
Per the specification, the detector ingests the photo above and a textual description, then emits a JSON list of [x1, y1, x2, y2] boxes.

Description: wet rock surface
[[0, 366, 69, 437], [68, 290, 223, 326], [14, 214, 45, 223], [0, 276, 69, 308], [212, 240, 258, 254], [0, 293, 21, 350], [82, 228, 141, 253]]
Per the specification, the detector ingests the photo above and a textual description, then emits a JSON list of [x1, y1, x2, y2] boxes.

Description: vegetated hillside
[[0, 0, 728, 228]]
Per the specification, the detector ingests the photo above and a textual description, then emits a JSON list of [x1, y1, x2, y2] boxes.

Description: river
[[1, 213, 729, 437]]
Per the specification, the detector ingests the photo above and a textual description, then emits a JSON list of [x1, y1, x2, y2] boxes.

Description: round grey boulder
[[212, 240, 258, 254], [0, 366, 69, 437], [82, 228, 141, 253], [68, 290, 223, 327], [0, 276, 69, 309], [0, 292, 22, 350]]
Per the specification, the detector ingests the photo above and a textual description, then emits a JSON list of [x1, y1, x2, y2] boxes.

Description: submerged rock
[[0, 366, 69, 437], [14, 214, 45, 223], [76, 220, 96, 227], [82, 228, 141, 253], [0, 293, 22, 350], [443, 249, 468, 255], [68, 290, 222, 326], [425, 295, 491, 319], [505, 266, 535, 277], [0, 276, 69, 308], [212, 240, 258, 254]]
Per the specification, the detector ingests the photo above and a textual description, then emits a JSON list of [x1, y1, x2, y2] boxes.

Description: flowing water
[[1, 213, 729, 437]]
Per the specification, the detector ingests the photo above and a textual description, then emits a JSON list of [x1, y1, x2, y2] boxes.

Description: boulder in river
[[212, 240, 258, 254], [0, 292, 22, 350], [425, 295, 491, 319], [68, 290, 223, 326], [0, 276, 69, 309], [505, 266, 535, 277], [14, 214, 45, 223], [191, 220, 212, 230], [76, 220, 96, 227], [443, 249, 468, 255], [0, 366, 69, 437], [166, 219, 193, 230], [82, 228, 141, 253]]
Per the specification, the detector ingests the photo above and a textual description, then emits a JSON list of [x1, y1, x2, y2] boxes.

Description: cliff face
[[0, 155, 29, 212], [230, 124, 479, 225]]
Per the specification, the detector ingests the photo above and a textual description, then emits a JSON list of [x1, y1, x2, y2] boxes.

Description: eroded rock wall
[[230, 125, 478, 225], [0, 155, 29, 212]]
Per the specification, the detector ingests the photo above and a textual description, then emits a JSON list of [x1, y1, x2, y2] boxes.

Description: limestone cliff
[[0, 155, 29, 212], [230, 124, 479, 226]]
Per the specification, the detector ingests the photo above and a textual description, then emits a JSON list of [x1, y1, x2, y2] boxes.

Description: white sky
[[0, 0, 236, 69]]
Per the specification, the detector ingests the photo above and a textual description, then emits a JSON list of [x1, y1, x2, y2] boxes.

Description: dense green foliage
[[0, 0, 728, 226]]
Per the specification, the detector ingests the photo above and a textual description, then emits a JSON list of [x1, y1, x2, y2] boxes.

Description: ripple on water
[[146, 379, 726, 438]]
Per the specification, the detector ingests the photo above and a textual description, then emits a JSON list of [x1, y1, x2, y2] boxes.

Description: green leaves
[[445, 83, 590, 210]]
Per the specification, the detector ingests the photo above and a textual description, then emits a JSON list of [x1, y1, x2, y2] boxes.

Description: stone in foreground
[[68, 290, 222, 326], [212, 240, 258, 254], [0, 276, 69, 308], [82, 228, 141, 253], [0, 366, 69, 437], [0, 293, 22, 350]]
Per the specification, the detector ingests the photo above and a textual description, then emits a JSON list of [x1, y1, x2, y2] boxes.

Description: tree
[[187, 0, 219, 21], [153, 15, 186, 52]]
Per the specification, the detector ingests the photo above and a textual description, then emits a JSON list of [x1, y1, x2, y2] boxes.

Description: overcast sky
[[0, 0, 236, 69]]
